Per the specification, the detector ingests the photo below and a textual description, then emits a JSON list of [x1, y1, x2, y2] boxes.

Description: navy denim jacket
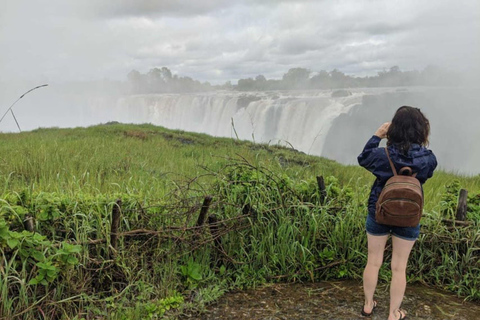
[[358, 135, 438, 217]]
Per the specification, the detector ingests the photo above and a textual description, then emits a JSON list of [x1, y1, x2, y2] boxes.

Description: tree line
[[236, 66, 461, 91], [126, 65, 461, 94], [127, 67, 216, 94]]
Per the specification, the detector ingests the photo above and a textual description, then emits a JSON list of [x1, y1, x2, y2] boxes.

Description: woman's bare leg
[[388, 236, 416, 320], [363, 233, 389, 313]]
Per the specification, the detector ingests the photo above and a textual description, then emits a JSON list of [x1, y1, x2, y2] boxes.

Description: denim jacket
[[358, 135, 437, 217]]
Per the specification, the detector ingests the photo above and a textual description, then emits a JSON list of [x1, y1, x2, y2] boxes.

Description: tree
[[127, 69, 141, 82], [255, 75, 267, 90], [330, 69, 346, 81], [127, 69, 144, 93], [282, 68, 311, 89], [255, 75, 266, 82], [310, 70, 331, 89], [147, 68, 164, 92], [222, 81, 233, 90], [160, 67, 173, 81], [389, 66, 401, 74], [237, 78, 256, 91]]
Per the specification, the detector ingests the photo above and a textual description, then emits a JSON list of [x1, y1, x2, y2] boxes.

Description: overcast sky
[[1, 0, 479, 84]]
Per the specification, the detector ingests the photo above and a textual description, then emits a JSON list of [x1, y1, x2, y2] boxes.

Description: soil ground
[[181, 280, 480, 319]]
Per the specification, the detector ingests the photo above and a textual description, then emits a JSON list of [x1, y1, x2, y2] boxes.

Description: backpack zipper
[[383, 182, 422, 191]]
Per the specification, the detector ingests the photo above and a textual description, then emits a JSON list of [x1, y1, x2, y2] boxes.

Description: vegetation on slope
[[0, 123, 478, 319]]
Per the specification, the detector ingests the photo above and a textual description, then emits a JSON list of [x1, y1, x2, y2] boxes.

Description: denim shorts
[[366, 214, 420, 241]]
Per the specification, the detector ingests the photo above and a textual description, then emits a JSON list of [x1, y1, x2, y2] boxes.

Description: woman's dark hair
[[387, 106, 430, 154]]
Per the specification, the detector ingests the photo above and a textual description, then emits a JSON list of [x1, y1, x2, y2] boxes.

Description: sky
[[1, 0, 479, 85]]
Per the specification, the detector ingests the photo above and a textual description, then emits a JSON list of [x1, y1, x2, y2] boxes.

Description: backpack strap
[[384, 147, 397, 176], [385, 147, 418, 177]]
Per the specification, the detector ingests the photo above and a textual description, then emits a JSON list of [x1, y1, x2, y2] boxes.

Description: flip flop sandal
[[361, 300, 377, 317], [396, 309, 407, 320]]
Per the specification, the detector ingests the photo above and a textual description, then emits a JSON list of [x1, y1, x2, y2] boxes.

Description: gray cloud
[[75, 0, 232, 19], [0, 0, 478, 85]]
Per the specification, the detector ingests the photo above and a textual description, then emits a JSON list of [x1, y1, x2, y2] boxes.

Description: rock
[[331, 90, 352, 97]]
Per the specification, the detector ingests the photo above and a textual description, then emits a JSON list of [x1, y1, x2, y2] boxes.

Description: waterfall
[[111, 91, 363, 157]]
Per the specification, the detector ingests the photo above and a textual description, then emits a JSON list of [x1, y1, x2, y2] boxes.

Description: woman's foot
[[361, 300, 377, 316], [388, 309, 407, 320]]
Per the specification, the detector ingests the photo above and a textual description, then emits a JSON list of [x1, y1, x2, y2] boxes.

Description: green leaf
[[38, 211, 49, 221], [62, 243, 82, 254], [31, 250, 45, 262], [18, 248, 30, 259], [36, 262, 56, 271], [32, 233, 47, 241], [219, 265, 226, 275], [69, 245, 81, 253], [47, 264, 57, 271], [6, 238, 19, 249], [46, 270, 57, 278], [67, 256, 78, 265], [189, 267, 202, 281], [0, 225, 9, 238], [9, 231, 24, 239]]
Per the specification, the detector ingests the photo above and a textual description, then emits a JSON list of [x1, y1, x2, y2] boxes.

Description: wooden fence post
[[208, 214, 222, 250], [110, 199, 122, 250], [196, 196, 213, 227], [23, 214, 34, 232], [455, 189, 468, 221], [316, 176, 327, 205]]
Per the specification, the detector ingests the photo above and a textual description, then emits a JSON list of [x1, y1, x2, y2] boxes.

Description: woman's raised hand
[[374, 122, 390, 139]]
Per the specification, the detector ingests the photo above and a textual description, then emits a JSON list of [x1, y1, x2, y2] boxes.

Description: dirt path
[[183, 280, 480, 319]]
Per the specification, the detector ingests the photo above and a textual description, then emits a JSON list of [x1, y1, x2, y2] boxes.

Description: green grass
[[0, 123, 478, 319]]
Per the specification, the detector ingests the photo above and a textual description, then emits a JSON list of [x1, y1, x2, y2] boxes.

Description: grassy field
[[0, 123, 479, 319]]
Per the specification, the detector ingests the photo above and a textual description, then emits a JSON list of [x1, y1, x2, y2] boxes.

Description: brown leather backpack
[[375, 148, 423, 227]]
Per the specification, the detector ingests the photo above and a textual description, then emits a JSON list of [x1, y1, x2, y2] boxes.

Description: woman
[[357, 106, 437, 320]]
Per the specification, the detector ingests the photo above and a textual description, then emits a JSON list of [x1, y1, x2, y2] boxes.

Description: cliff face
[[322, 88, 480, 175]]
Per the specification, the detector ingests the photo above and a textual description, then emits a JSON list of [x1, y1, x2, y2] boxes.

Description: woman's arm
[[357, 122, 390, 172], [426, 152, 438, 179], [357, 135, 382, 172]]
